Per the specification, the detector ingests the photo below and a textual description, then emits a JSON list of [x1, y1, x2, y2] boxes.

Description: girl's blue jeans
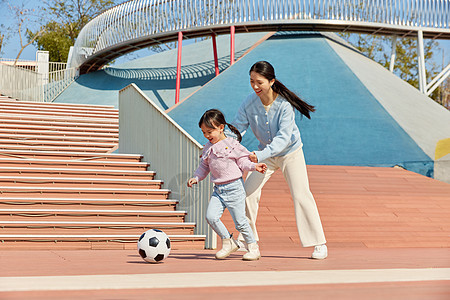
[[206, 178, 256, 244]]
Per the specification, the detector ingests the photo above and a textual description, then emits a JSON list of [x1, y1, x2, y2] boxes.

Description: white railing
[[0, 58, 37, 72], [0, 64, 44, 101], [45, 67, 78, 101], [0, 62, 77, 102], [118, 83, 215, 249], [70, 0, 450, 71]]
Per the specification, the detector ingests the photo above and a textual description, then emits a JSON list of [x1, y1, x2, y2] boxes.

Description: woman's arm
[[231, 97, 251, 135]]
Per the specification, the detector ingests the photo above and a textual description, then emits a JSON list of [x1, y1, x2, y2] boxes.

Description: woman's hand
[[249, 152, 258, 163], [255, 163, 267, 174], [187, 178, 198, 187]]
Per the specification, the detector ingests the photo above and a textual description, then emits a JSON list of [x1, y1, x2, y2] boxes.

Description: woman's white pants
[[240, 147, 326, 247]]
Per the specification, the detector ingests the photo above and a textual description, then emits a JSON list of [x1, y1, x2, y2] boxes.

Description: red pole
[[211, 33, 219, 76], [230, 26, 235, 65], [175, 31, 183, 105]]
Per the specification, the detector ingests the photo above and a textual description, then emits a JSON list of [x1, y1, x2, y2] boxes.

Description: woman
[[232, 61, 327, 259]]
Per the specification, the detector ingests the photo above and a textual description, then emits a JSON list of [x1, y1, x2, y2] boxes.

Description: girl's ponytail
[[250, 61, 315, 119], [226, 123, 242, 143]]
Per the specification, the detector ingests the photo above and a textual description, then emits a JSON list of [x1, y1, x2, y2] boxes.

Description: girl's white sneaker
[[311, 244, 328, 259], [215, 237, 239, 259]]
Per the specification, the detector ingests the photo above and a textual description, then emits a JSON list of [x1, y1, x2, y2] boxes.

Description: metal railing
[[0, 63, 77, 102], [0, 64, 44, 101], [69, 0, 450, 72], [118, 83, 215, 249], [45, 67, 78, 102], [0, 59, 69, 73]]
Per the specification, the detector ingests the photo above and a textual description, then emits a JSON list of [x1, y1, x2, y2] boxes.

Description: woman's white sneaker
[[311, 244, 327, 259], [242, 243, 261, 261]]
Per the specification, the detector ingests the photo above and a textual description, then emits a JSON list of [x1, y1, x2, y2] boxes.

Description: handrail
[[118, 83, 215, 248], [0, 63, 77, 102], [70, 0, 450, 73]]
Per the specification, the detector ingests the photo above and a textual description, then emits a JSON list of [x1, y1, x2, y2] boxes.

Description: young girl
[[233, 61, 328, 259], [187, 109, 267, 261]]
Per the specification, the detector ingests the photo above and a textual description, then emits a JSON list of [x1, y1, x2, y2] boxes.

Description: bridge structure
[[68, 0, 450, 102]]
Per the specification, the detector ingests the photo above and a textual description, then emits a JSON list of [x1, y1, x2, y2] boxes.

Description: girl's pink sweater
[[193, 137, 256, 184]]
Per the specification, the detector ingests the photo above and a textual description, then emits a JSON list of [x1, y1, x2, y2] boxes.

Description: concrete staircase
[[0, 96, 205, 249]]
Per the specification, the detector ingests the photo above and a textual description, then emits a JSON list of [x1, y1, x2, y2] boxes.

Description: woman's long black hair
[[199, 109, 242, 142], [249, 61, 315, 119]]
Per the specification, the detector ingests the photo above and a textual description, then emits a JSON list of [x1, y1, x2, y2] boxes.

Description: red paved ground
[[2, 281, 450, 300], [223, 166, 450, 249], [1, 166, 449, 299]]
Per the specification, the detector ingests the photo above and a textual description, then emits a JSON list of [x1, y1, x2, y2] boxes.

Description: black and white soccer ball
[[137, 229, 171, 263]]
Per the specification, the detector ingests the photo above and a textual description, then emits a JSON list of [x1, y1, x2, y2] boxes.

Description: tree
[[0, 1, 45, 63], [338, 32, 442, 103], [0, 0, 8, 55], [29, 0, 118, 62], [439, 77, 450, 109], [0, 29, 5, 55]]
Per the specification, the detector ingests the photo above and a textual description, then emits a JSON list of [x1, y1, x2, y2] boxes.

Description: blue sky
[[1, 0, 449, 70]]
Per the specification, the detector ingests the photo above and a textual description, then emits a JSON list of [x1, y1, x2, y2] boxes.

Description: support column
[[427, 63, 450, 96], [175, 31, 183, 105], [230, 26, 235, 65], [389, 36, 397, 73], [211, 33, 219, 76], [417, 30, 427, 94], [36, 50, 49, 85]]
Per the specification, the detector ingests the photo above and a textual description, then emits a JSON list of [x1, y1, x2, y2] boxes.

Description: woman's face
[[250, 71, 275, 98], [200, 122, 225, 144]]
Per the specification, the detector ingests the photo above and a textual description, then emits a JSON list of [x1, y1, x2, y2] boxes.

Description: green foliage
[[338, 32, 442, 102], [27, 22, 72, 62], [28, 0, 117, 62]]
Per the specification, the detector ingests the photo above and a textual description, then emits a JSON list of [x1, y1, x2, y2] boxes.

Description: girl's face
[[250, 71, 275, 98], [201, 122, 225, 144]]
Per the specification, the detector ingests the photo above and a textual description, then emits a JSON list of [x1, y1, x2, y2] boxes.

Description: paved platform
[[1, 248, 449, 299], [1, 166, 449, 299]]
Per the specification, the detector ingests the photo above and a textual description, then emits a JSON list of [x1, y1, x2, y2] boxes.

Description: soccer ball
[[137, 229, 171, 263]]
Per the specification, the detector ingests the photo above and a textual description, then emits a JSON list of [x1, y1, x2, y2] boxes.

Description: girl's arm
[[254, 103, 295, 162], [236, 153, 267, 174], [193, 157, 210, 182], [234, 144, 257, 172], [236, 155, 256, 172]]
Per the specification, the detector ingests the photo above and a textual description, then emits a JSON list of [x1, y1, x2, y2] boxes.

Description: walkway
[[1, 165, 449, 299]]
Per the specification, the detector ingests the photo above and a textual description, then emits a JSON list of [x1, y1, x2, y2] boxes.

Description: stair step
[[0, 134, 118, 144], [0, 167, 155, 179], [0, 118, 118, 130], [0, 208, 184, 214], [0, 197, 178, 210], [0, 234, 205, 241], [0, 108, 118, 119], [0, 145, 117, 153], [0, 234, 206, 250], [0, 150, 141, 161], [0, 176, 163, 188], [0, 158, 148, 170], [0, 113, 118, 124], [0, 123, 118, 134], [0, 99, 116, 110], [0, 138, 117, 147], [0, 186, 170, 199], [0, 221, 196, 235], [0, 209, 186, 222], [0, 128, 118, 138]]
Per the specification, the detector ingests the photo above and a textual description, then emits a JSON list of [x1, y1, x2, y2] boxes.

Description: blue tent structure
[[55, 32, 450, 178]]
